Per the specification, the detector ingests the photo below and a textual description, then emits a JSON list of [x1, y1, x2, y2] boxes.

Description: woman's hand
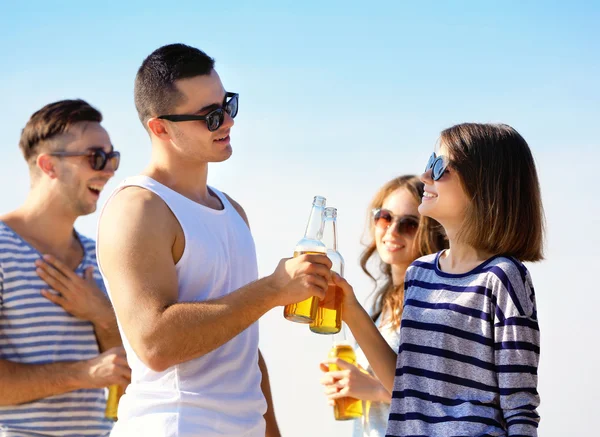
[[332, 273, 362, 322], [319, 358, 391, 404]]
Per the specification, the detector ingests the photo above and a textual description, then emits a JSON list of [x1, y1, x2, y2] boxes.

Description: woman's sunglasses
[[157, 92, 239, 132], [425, 152, 450, 181], [372, 208, 419, 235], [49, 148, 121, 171]]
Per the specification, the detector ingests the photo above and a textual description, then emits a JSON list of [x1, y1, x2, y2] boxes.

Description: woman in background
[[320, 175, 446, 437]]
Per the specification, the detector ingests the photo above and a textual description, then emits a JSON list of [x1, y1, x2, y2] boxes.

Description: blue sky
[[1, 2, 598, 435]]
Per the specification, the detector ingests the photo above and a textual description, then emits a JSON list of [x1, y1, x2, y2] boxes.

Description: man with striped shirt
[[0, 100, 130, 436]]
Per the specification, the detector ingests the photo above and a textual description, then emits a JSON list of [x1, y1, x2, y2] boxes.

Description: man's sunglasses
[[372, 208, 419, 235], [157, 92, 239, 132], [425, 152, 450, 181], [49, 148, 120, 171]]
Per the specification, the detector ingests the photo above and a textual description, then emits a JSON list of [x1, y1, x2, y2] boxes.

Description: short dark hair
[[19, 99, 102, 164], [441, 123, 545, 261], [134, 43, 215, 127]]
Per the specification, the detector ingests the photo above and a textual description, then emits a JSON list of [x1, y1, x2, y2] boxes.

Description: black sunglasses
[[425, 152, 450, 181], [157, 92, 239, 132], [372, 209, 419, 235], [49, 148, 120, 171]]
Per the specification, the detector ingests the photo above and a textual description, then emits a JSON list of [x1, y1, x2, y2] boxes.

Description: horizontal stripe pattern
[[0, 222, 112, 436], [387, 252, 540, 437]]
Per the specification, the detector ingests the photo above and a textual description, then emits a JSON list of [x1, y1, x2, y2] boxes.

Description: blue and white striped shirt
[[387, 252, 540, 437], [0, 222, 113, 437]]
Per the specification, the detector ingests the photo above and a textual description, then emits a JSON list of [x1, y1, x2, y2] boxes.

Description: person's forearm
[[135, 277, 276, 372], [0, 359, 85, 405], [374, 380, 393, 404], [258, 350, 281, 437], [345, 304, 398, 393], [92, 309, 122, 352]]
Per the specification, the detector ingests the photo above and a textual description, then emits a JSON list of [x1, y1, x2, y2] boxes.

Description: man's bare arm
[[0, 347, 130, 406], [98, 188, 330, 372], [258, 350, 281, 437]]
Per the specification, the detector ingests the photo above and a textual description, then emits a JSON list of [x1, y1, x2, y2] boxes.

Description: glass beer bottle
[[283, 195, 327, 323], [310, 207, 343, 334], [105, 384, 124, 421], [328, 324, 363, 420]]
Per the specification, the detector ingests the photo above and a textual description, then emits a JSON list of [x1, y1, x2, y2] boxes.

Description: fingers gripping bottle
[[328, 324, 363, 420], [310, 207, 343, 334], [283, 195, 327, 323]]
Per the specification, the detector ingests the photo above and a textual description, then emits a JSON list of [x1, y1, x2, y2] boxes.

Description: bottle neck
[[322, 217, 338, 251], [304, 205, 325, 240]]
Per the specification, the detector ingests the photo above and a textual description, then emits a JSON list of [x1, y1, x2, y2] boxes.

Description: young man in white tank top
[[97, 43, 332, 437]]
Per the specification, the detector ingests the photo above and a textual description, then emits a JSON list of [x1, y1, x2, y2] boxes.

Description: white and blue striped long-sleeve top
[[386, 251, 540, 437], [0, 221, 113, 437]]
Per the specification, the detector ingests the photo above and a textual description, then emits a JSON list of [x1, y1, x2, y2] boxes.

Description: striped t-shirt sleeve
[[492, 260, 541, 435]]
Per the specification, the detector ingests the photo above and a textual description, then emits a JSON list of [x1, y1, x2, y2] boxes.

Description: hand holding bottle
[[268, 254, 331, 307], [331, 273, 362, 321], [323, 325, 363, 420], [320, 359, 391, 404], [77, 346, 131, 388]]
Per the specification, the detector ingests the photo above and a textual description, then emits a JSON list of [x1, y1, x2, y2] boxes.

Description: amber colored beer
[[283, 250, 324, 323], [105, 384, 124, 421], [328, 344, 363, 420], [310, 283, 342, 334]]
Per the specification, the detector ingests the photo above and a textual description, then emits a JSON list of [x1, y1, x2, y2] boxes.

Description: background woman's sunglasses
[[425, 152, 450, 181], [49, 148, 120, 171], [157, 92, 239, 132], [372, 208, 419, 235]]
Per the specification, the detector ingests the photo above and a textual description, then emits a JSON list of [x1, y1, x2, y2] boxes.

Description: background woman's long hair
[[359, 175, 447, 330]]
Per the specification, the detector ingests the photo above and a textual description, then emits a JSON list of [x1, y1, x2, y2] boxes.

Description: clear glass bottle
[[283, 195, 327, 323], [310, 207, 343, 334], [328, 324, 363, 420]]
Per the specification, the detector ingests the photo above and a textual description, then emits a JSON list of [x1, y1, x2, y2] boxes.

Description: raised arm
[[98, 187, 331, 372], [333, 274, 398, 393]]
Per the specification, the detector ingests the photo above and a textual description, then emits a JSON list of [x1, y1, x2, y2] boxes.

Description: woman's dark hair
[[440, 123, 545, 261]]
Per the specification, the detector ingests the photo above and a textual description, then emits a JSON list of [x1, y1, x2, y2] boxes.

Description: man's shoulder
[[106, 185, 172, 214], [101, 185, 176, 234], [0, 220, 29, 257], [76, 232, 99, 261], [76, 232, 96, 247]]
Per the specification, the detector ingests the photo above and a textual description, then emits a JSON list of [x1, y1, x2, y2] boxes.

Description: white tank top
[[98, 175, 266, 437]]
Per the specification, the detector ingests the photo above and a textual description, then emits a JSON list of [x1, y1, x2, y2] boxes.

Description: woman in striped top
[[334, 123, 544, 436]]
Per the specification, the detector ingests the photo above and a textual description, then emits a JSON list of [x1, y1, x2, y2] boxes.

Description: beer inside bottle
[[310, 207, 344, 334], [283, 196, 327, 323], [328, 328, 363, 420], [105, 384, 124, 421]]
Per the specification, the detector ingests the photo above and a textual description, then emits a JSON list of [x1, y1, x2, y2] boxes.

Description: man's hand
[[267, 253, 332, 307], [76, 346, 131, 389], [36, 254, 113, 324]]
